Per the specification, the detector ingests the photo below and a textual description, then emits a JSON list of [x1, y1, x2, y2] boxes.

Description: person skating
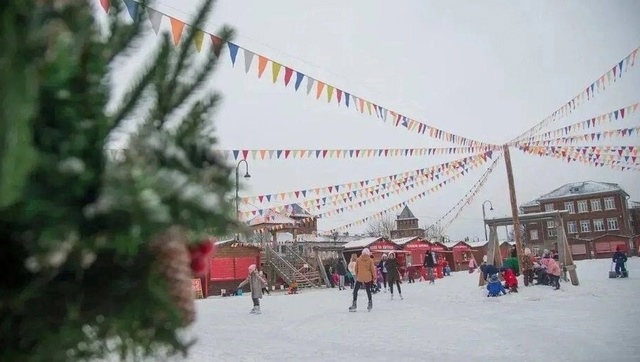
[[612, 246, 628, 278], [348, 254, 357, 289], [385, 252, 403, 300], [259, 270, 271, 295], [349, 248, 376, 312], [335, 258, 347, 290], [378, 253, 389, 292], [238, 264, 268, 314], [423, 250, 436, 284]]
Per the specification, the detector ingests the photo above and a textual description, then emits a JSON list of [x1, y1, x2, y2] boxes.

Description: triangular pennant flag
[[306, 77, 315, 95], [193, 30, 205, 52], [227, 42, 239, 65], [326, 85, 334, 102], [284, 67, 294, 86], [146, 8, 163, 34], [272, 62, 282, 83], [316, 82, 325, 99], [294, 72, 305, 91], [243, 49, 255, 73], [257, 56, 268, 78], [100, 0, 110, 12], [123, 0, 139, 20], [169, 18, 186, 45]]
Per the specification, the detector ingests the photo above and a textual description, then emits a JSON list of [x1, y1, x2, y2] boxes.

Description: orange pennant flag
[[257, 56, 268, 78], [272, 62, 282, 83], [169, 18, 185, 45], [316, 82, 325, 99]]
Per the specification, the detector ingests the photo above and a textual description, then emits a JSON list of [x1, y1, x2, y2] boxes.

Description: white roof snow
[[537, 181, 625, 201], [391, 236, 420, 246], [248, 209, 297, 226], [342, 237, 384, 249]]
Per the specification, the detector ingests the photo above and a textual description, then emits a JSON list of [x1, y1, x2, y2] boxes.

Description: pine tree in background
[[0, 0, 237, 360]]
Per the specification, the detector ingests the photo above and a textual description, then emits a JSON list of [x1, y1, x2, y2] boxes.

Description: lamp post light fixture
[[482, 200, 494, 241], [235, 159, 251, 240]]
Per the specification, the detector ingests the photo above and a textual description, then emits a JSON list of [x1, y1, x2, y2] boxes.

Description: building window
[[580, 220, 590, 233], [530, 230, 539, 240], [564, 202, 575, 214], [547, 228, 557, 237], [546, 220, 555, 229], [607, 218, 619, 231], [604, 197, 615, 210], [591, 199, 602, 211], [545, 204, 554, 212], [567, 221, 577, 234], [577, 200, 588, 213], [593, 219, 605, 232]]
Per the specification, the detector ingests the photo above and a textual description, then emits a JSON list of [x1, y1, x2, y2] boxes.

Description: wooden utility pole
[[502, 145, 524, 261]]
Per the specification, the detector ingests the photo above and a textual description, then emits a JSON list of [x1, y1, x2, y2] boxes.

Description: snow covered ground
[[179, 258, 640, 362]]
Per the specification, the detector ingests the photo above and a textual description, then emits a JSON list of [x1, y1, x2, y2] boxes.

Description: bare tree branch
[[365, 214, 395, 237]]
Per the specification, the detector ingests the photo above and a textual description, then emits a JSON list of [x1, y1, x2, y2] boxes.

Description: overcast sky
[[105, 0, 640, 240]]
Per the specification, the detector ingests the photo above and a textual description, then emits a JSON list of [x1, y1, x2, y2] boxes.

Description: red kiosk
[[342, 237, 408, 277], [447, 241, 474, 272], [430, 241, 449, 279], [394, 236, 431, 280]]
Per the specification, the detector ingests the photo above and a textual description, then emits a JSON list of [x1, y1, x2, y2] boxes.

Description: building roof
[[342, 236, 385, 249], [286, 203, 314, 217], [520, 199, 540, 208], [397, 205, 417, 220], [248, 209, 297, 226], [537, 181, 627, 201], [391, 236, 421, 246], [466, 239, 489, 248]]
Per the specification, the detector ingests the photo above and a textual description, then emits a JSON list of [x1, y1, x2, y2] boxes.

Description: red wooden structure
[[209, 241, 262, 296], [448, 241, 474, 272], [342, 237, 401, 264]]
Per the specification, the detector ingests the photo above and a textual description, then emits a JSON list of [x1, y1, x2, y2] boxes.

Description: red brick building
[[629, 200, 640, 236], [390, 206, 425, 239], [520, 181, 634, 258]]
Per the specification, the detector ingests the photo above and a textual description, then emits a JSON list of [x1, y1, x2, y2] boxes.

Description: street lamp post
[[482, 200, 494, 241], [235, 159, 251, 240]]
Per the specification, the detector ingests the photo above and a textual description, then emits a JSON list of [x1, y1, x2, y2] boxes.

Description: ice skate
[[390, 293, 394, 300], [253, 306, 261, 314], [348, 301, 357, 312], [250, 307, 258, 314], [367, 300, 373, 312], [399, 294, 403, 300]]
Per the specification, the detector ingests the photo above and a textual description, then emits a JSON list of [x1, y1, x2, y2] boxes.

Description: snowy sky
[[103, 0, 640, 240]]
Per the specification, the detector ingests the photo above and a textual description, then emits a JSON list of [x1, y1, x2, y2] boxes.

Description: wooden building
[[342, 236, 400, 263], [393, 236, 431, 267], [208, 240, 262, 296], [444, 240, 475, 271]]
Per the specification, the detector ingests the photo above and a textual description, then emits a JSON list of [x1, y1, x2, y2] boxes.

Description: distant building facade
[[390, 206, 425, 239], [519, 181, 636, 258]]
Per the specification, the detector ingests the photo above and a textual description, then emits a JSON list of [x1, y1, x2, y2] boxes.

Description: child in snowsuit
[[612, 246, 628, 278], [521, 248, 534, 287], [486, 274, 507, 297], [547, 256, 562, 290], [501, 267, 518, 293], [288, 280, 298, 294], [238, 264, 268, 314]]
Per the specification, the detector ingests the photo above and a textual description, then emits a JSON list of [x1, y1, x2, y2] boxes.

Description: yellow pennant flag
[[272, 62, 282, 83], [327, 85, 334, 102], [193, 30, 205, 52]]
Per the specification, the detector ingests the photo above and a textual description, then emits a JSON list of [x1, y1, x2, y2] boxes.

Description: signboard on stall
[[404, 240, 430, 250], [192, 278, 204, 299], [369, 240, 397, 251]]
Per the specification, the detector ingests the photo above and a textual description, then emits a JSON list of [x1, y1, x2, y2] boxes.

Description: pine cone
[[150, 226, 196, 326]]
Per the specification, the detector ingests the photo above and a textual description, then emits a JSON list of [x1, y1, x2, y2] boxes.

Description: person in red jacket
[[501, 267, 518, 293]]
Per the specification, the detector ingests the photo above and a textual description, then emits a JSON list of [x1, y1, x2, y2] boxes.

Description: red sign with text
[[369, 241, 397, 251]]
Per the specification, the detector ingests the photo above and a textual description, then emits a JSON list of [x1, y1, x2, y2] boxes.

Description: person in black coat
[[612, 246, 628, 277], [335, 259, 347, 290], [480, 263, 499, 281], [423, 250, 436, 284]]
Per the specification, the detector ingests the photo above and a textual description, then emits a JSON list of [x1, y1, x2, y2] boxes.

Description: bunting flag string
[[510, 46, 639, 144], [312, 153, 489, 220], [322, 152, 503, 233], [519, 126, 640, 147], [516, 103, 639, 144], [427, 156, 503, 232], [440, 156, 503, 232], [242, 151, 493, 204], [100, 0, 499, 150], [517, 145, 640, 171], [213, 146, 490, 161], [239, 151, 492, 219], [519, 145, 639, 160]]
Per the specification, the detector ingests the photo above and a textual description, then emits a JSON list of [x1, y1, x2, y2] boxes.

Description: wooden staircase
[[262, 245, 322, 289]]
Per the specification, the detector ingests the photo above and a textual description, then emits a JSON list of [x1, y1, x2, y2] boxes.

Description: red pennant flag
[[284, 150, 291, 159], [284, 67, 293, 86], [100, 0, 110, 12], [242, 150, 249, 159], [210, 35, 223, 56]]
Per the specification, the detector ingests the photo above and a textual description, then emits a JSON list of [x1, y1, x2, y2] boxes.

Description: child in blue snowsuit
[[486, 274, 507, 297], [612, 246, 628, 277]]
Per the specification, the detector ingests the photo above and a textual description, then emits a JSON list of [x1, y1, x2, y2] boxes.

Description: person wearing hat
[[349, 248, 377, 312], [378, 253, 389, 292], [385, 252, 403, 300], [486, 273, 507, 297], [612, 246, 628, 278]]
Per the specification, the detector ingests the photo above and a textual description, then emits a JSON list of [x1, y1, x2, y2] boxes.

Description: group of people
[[346, 248, 404, 312]]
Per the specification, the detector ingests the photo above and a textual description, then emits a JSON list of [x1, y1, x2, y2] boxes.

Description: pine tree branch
[[106, 0, 148, 64]]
